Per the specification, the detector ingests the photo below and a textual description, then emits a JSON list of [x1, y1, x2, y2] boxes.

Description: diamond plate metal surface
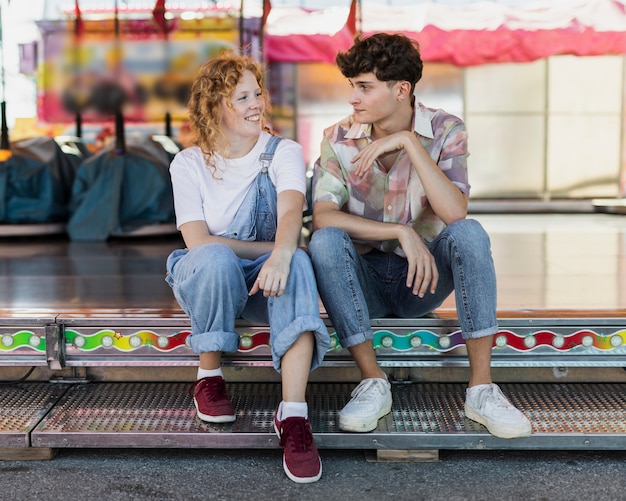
[[0, 382, 69, 447], [35, 382, 280, 434], [25, 382, 626, 450]]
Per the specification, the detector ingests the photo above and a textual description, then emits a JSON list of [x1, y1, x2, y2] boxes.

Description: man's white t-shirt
[[170, 132, 307, 235]]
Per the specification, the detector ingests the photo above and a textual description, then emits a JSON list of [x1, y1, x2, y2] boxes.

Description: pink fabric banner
[[264, 1, 626, 66]]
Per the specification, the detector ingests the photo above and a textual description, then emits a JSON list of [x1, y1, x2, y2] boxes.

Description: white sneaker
[[464, 384, 532, 439], [339, 378, 392, 432]]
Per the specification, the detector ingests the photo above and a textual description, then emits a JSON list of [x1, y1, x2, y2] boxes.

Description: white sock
[[197, 367, 223, 380], [277, 401, 308, 420]]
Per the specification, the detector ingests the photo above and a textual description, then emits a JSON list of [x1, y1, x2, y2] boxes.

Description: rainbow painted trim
[[372, 328, 626, 352], [0, 330, 45, 352], [1, 327, 625, 354]]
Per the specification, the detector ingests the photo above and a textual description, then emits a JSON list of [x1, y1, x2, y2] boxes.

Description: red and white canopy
[[263, 0, 626, 65]]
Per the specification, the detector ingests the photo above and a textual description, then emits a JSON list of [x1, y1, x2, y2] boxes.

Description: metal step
[[2, 382, 626, 452], [0, 382, 69, 447]]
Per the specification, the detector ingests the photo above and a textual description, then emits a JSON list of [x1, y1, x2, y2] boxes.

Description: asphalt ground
[[1, 447, 625, 500]]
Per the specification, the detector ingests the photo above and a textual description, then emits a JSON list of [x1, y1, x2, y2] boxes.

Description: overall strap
[[259, 134, 283, 172]]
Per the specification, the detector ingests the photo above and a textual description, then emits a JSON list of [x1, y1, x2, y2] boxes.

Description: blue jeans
[[308, 219, 497, 349], [166, 165, 330, 372]]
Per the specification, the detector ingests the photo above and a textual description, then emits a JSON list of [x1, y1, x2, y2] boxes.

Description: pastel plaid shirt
[[312, 101, 471, 254]]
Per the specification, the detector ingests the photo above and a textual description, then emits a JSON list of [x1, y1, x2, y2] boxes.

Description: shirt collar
[[344, 101, 435, 140], [344, 121, 371, 140], [413, 102, 434, 139]]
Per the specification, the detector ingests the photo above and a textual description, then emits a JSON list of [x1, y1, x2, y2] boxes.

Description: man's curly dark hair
[[336, 33, 423, 93]]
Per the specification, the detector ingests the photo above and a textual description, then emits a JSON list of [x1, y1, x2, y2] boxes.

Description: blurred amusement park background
[[0, 0, 625, 239]]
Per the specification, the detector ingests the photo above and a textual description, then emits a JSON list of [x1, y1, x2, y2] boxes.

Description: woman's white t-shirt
[[170, 131, 306, 235]]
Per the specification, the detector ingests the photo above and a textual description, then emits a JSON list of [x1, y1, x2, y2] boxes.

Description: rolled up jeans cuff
[[335, 330, 372, 350], [188, 330, 240, 354], [271, 316, 331, 372], [462, 325, 498, 340]]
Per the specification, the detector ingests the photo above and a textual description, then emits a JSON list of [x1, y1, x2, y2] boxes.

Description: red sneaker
[[189, 376, 236, 423], [274, 414, 322, 483]]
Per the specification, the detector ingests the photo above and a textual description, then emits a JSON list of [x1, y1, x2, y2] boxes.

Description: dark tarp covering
[[0, 136, 83, 223], [67, 135, 176, 241]]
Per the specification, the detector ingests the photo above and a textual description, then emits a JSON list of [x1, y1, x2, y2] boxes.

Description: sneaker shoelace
[[484, 384, 514, 410], [188, 377, 227, 402], [350, 378, 385, 403], [279, 417, 314, 453]]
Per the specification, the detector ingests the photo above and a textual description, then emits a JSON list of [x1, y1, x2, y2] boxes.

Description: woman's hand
[[248, 248, 293, 297]]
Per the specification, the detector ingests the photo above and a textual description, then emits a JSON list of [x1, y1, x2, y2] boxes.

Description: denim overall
[[221, 135, 281, 242], [166, 135, 330, 371]]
